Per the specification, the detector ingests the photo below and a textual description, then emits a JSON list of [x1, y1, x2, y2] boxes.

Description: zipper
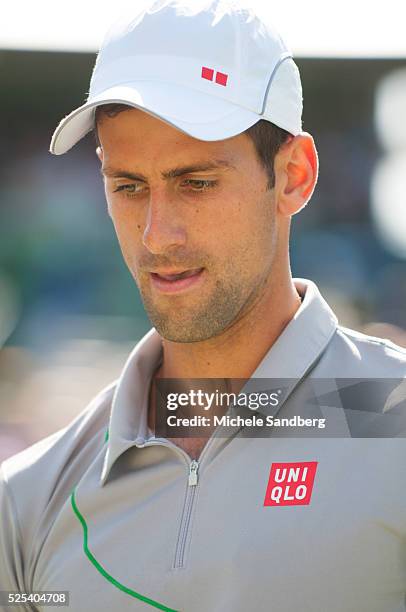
[[141, 437, 207, 568], [173, 459, 199, 568], [143, 435, 225, 569], [188, 459, 199, 486]]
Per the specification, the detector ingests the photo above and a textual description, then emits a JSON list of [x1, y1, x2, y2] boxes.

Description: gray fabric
[[1, 278, 406, 612]]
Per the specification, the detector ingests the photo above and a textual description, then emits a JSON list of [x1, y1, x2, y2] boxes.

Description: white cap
[[50, 0, 303, 155]]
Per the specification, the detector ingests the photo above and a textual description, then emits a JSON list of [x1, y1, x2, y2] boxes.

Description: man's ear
[[96, 146, 112, 218], [274, 133, 319, 217]]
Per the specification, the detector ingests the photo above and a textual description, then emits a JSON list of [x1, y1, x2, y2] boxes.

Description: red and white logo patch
[[263, 461, 318, 506], [201, 66, 228, 86]]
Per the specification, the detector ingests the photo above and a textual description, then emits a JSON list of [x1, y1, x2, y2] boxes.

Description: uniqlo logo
[[201, 66, 228, 86], [263, 461, 318, 506]]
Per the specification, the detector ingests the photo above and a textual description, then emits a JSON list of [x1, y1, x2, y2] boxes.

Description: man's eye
[[181, 179, 218, 191], [113, 184, 141, 194]]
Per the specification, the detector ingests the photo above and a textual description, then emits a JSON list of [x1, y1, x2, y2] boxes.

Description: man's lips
[[149, 267, 205, 293], [151, 268, 203, 281]]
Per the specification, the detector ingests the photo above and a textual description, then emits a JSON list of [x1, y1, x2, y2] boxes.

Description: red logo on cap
[[263, 461, 318, 506], [201, 66, 228, 86]]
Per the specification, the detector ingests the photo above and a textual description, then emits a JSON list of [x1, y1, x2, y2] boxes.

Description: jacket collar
[[242, 278, 338, 417], [100, 328, 162, 485]]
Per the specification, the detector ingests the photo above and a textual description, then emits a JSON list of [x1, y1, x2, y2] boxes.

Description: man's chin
[[152, 320, 212, 344], [140, 282, 244, 343], [146, 311, 218, 343]]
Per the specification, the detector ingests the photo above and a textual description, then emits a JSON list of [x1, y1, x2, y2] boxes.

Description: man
[[1, 1, 405, 611]]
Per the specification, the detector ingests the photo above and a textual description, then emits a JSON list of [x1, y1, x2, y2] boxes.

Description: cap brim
[[50, 81, 261, 155]]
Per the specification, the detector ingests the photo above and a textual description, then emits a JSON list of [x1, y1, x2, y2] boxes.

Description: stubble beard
[[138, 269, 261, 343], [141, 281, 241, 342]]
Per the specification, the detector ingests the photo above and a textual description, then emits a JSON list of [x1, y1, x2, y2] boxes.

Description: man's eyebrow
[[101, 159, 236, 180]]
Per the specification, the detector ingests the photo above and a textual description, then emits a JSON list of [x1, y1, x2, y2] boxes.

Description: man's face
[[98, 109, 282, 343]]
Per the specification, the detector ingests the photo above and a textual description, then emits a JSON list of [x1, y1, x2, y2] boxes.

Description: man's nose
[[142, 191, 187, 255]]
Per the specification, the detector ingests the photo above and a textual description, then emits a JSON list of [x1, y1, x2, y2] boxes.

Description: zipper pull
[[188, 459, 199, 486]]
